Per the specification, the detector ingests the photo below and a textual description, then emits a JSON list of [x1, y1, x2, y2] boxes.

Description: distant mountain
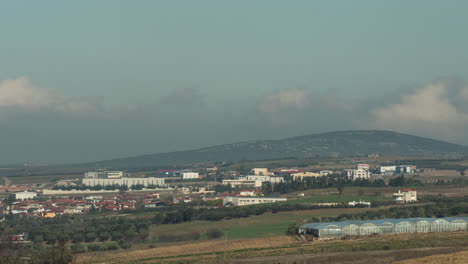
[[89, 130, 468, 168]]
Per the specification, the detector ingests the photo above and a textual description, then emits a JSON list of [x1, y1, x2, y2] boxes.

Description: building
[[397, 165, 417, 174], [299, 217, 468, 237], [357, 164, 370, 171], [239, 190, 256, 196], [182, 172, 200, 179], [393, 189, 417, 203], [223, 196, 287, 206], [82, 177, 165, 187], [347, 169, 370, 180], [245, 175, 284, 183], [14, 191, 37, 201], [252, 168, 270, 176], [222, 179, 262, 188], [84, 171, 124, 179], [291, 172, 321, 180], [106, 171, 124, 179], [379, 166, 397, 175], [319, 170, 333, 177]]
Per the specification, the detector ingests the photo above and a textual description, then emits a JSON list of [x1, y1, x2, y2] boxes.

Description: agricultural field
[[77, 230, 468, 263]]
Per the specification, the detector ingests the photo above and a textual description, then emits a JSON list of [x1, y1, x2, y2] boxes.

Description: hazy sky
[[1, 1, 468, 164]]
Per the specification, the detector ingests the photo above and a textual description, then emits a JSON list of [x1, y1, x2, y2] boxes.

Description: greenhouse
[[298, 217, 468, 238]]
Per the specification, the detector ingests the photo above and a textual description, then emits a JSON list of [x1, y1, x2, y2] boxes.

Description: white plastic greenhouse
[[298, 217, 468, 237]]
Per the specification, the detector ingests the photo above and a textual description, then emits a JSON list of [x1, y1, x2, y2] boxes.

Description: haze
[[1, 0, 468, 164]]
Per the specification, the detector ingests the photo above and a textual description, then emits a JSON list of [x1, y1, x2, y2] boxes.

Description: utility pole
[[224, 230, 228, 261]]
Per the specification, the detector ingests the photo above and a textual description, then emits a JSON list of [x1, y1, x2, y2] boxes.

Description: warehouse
[[298, 217, 468, 238]]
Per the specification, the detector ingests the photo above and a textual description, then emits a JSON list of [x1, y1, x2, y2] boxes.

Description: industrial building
[[291, 171, 321, 180], [84, 171, 124, 179], [298, 217, 468, 238], [82, 177, 165, 187], [182, 172, 200, 179], [347, 169, 370, 180], [14, 191, 37, 201], [223, 196, 287, 206]]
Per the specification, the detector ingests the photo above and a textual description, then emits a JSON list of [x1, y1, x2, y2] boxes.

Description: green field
[[149, 207, 381, 241]]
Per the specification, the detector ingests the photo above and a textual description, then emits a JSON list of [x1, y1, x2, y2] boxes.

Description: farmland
[[77, 230, 468, 263]]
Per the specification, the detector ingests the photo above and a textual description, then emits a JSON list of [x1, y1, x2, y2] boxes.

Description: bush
[[119, 240, 132, 249], [98, 232, 110, 241], [72, 233, 84, 243], [70, 244, 86, 254], [87, 244, 101, 252], [206, 228, 224, 239], [105, 244, 119, 251]]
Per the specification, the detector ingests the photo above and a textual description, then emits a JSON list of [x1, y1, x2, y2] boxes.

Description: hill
[[89, 130, 468, 168]]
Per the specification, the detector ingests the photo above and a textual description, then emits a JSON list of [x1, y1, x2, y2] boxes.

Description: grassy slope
[[149, 207, 383, 240]]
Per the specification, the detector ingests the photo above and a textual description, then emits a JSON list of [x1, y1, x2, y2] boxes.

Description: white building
[[106, 171, 124, 179], [393, 189, 417, 203], [239, 190, 256, 196], [397, 165, 417, 174], [319, 170, 333, 177], [82, 177, 165, 187], [223, 196, 287, 206], [245, 175, 284, 183], [252, 168, 271, 176], [347, 169, 370, 180], [348, 201, 371, 207], [15, 191, 37, 201], [182, 172, 200, 179], [291, 172, 321, 180], [380, 166, 397, 175], [222, 179, 262, 188], [84, 171, 124, 179], [357, 164, 370, 171]]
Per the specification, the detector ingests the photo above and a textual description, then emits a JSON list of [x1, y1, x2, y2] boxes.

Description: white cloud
[[372, 81, 468, 138], [258, 89, 309, 113], [0, 77, 97, 114]]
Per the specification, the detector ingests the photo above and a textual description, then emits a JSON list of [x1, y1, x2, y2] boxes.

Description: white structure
[[106, 171, 124, 179], [84, 171, 124, 179], [357, 164, 370, 171], [393, 189, 417, 203], [223, 196, 287, 206], [380, 166, 397, 175], [182, 172, 200, 179], [319, 170, 333, 177], [82, 177, 165, 187], [252, 168, 270, 176], [348, 201, 371, 207], [347, 169, 370, 180], [222, 179, 262, 188], [397, 165, 417, 174], [239, 190, 256, 196], [245, 175, 284, 183], [291, 172, 320, 180], [15, 191, 37, 201]]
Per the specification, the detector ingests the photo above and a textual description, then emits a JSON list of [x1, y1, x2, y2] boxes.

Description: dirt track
[[395, 250, 468, 264]]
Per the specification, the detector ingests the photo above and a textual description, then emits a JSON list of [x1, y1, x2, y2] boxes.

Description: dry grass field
[[75, 231, 468, 264], [395, 250, 468, 264]]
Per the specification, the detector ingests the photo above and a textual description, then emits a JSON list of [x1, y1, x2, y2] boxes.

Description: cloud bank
[[0, 76, 467, 163], [0, 77, 98, 115]]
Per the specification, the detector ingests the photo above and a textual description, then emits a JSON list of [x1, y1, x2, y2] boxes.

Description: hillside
[[90, 130, 468, 168]]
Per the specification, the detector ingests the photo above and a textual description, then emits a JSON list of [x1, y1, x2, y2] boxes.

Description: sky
[[1, 0, 468, 164]]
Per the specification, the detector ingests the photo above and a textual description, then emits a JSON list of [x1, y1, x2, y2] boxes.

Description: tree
[[206, 228, 223, 239], [336, 183, 345, 195]]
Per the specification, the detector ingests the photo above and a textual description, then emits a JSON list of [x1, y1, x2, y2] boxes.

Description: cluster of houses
[[346, 163, 417, 180], [1, 192, 169, 217]]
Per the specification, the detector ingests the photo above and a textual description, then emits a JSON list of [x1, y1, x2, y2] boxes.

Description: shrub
[[70, 244, 86, 254], [206, 228, 223, 239], [87, 244, 101, 252]]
